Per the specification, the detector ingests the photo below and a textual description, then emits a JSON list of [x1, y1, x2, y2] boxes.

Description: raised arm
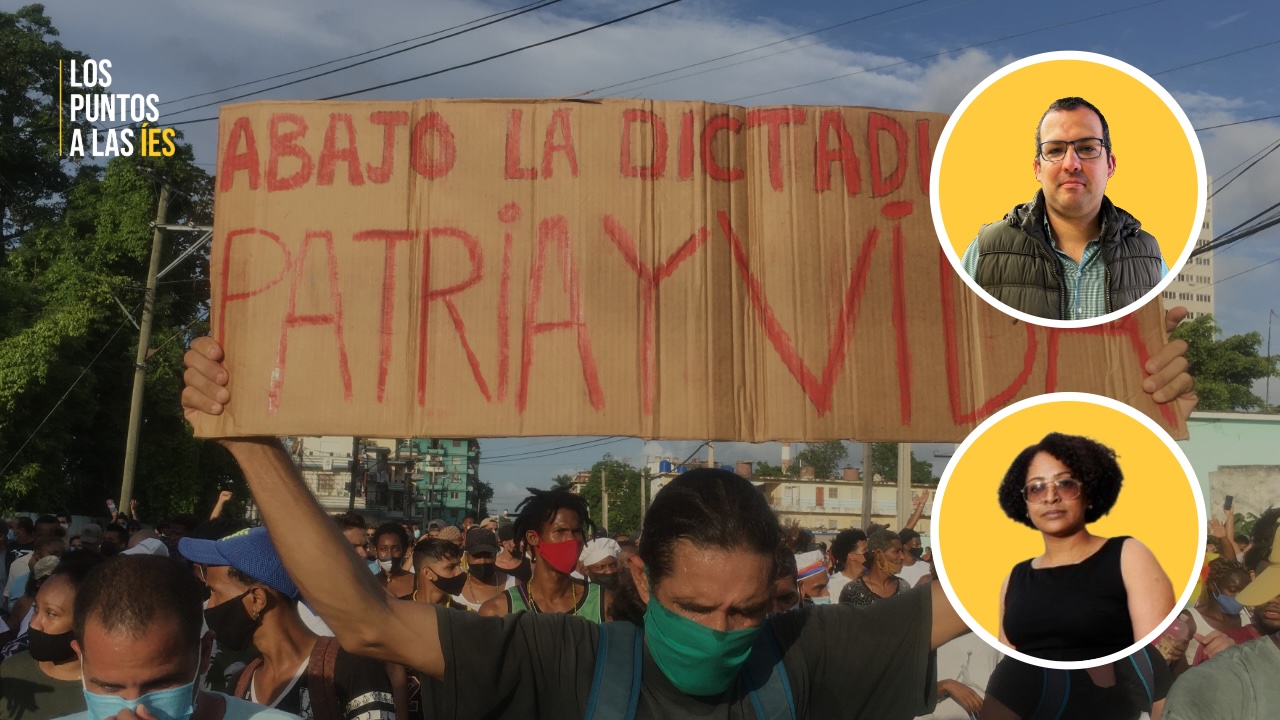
[[930, 580, 969, 650], [182, 338, 447, 678], [903, 490, 929, 532], [210, 490, 233, 520], [1121, 538, 1176, 644]]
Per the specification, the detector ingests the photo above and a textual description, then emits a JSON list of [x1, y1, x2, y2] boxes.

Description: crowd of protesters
[[0, 318, 1261, 720]]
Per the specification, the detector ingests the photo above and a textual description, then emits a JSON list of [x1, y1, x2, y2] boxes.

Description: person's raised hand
[[1208, 517, 1227, 539], [183, 337, 231, 426], [913, 490, 930, 509], [1194, 630, 1236, 659], [1143, 307, 1197, 423], [218, 490, 233, 503], [938, 679, 983, 714]]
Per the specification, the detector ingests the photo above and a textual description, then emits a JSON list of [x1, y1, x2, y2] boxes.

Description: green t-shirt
[[1163, 635, 1280, 720], [425, 582, 937, 719], [0, 651, 85, 720]]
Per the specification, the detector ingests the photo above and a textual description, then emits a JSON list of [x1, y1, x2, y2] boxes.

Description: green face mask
[[642, 582, 763, 696]]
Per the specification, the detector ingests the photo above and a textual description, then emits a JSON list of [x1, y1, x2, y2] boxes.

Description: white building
[[1163, 196, 1214, 321]]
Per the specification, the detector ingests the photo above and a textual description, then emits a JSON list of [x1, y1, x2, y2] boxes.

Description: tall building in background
[[1163, 196, 1215, 320], [288, 436, 479, 527], [403, 438, 481, 526]]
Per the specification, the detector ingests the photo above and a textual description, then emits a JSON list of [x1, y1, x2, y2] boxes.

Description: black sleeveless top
[[1003, 536, 1134, 662]]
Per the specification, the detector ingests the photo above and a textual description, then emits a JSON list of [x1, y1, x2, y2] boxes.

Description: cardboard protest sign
[[201, 99, 1184, 442]]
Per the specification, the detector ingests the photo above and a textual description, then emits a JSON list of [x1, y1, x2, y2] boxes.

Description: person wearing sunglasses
[[961, 96, 1168, 321], [997, 432, 1175, 662]]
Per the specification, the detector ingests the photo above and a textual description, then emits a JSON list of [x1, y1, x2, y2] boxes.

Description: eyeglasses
[[1038, 138, 1107, 163], [1022, 477, 1083, 503]]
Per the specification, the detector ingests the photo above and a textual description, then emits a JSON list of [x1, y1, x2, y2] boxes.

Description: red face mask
[[534, 535, 583, 575]]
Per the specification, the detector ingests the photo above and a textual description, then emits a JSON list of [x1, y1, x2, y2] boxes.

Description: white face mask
[[809, 596, 831, 606], [377, 559, 393, 573]]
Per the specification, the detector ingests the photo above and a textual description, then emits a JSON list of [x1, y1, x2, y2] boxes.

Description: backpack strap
[[739, 627, 796, 720], [1126, 648, 1156, 709], [232, 657, 265, 700], [584, 622, 642, 720], [307, 636, 346, 720], [1028, 668, 1070, 720]]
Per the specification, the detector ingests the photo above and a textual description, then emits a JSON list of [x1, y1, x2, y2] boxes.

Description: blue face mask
[[82, 651, 201, 720], [809, 596, 831, 606], [6, 529, 14, 543], [1216, 593, 1245, 616]]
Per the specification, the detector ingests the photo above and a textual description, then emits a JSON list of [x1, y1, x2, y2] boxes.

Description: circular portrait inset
[[931, 51, 1206, 328], [932, 392, 1204, 669]]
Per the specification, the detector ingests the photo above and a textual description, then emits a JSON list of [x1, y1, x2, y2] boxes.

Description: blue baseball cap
[[178, 527, 299, 599]]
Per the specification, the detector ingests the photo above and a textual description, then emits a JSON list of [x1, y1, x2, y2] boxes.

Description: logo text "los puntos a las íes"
[[64, 59, 175, 158]]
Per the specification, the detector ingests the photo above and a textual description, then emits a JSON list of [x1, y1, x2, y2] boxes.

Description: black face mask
[[430, 571, 468, 597], [589, 572, 620, 591], [27, 627, 76, 663], [470, 563, 498, 584], [203, 591, 258, 652], [907, 547, 924, 560]]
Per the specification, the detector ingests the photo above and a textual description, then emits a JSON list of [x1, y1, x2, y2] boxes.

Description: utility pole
[[897, 443, 913, 528], [348, 436, 360, 510], [601, 469, 609, 533], [119, 186, 170, 513], [860, 441, 874, 530], [707, 441, 715, 467]]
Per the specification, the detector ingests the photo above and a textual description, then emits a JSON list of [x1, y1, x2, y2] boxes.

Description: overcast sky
[[42, 0, 1280, 511]]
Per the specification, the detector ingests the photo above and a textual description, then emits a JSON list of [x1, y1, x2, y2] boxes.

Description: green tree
[[578, 455, 648, 536], [1171, 315, 1278, 412], [870, 443, 939, 486], [753, 461, 784, 478], [0, 5, 95, 265], [550, 473, 574, 490], [792, 441, 847, 479], [0, 118, 220, 517]]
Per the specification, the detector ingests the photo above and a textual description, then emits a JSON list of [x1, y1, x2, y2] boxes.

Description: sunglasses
[[1022, 477, 1082, 504]]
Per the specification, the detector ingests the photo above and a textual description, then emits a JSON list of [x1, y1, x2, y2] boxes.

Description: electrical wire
[[1152, 37, 1280, 76], [597, 0, 981, 98], [1211, 139, 1280, 199], [1197, 113, 1280, 132], [0, 315, 135, 479], [159, 0, 567, 120], [583, 0, 948, 97], [722, 0, 1167, 104], [483, 437, 628, 463], [160, 0, 557, 106], [163, 0, 690, 128]]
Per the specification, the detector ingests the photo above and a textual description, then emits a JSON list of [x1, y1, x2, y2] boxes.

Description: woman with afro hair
[[996, 432, 1174, 662]]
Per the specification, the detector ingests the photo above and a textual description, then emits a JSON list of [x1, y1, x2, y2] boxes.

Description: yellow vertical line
[[59, 60, 63, 155]]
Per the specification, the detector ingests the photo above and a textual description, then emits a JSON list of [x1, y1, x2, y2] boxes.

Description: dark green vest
[[974, 192, 1164, 320]]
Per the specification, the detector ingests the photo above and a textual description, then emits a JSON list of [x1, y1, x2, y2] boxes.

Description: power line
[[1152, 37, 1280, 76], [1211, 254, 1280, 287], [723, 0, 1167, 103], [0, 316, 135, 479], [158, 0, 567, 120], [483, 437, 628, 463], [321, 0, 689, 101], [584, 0, 948, 97], [162, 0, 690, 129], [1197, 113, 1280, 132], [1211, 139, 1280, 199], [161, 0, 556, 107]]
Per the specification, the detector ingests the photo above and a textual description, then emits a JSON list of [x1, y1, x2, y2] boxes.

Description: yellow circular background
[[938, 58, 1198, 268], [935, 399, 1201, 642]]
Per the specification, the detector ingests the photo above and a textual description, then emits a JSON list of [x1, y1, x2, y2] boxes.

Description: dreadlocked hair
[[512, 487, 595, 555]]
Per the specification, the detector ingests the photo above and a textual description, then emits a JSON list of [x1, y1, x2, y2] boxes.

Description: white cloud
[[1206, 12, 1248, 30]]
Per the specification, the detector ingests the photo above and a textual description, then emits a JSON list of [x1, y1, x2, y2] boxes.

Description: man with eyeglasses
[[961, 96, 1168, 321]]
